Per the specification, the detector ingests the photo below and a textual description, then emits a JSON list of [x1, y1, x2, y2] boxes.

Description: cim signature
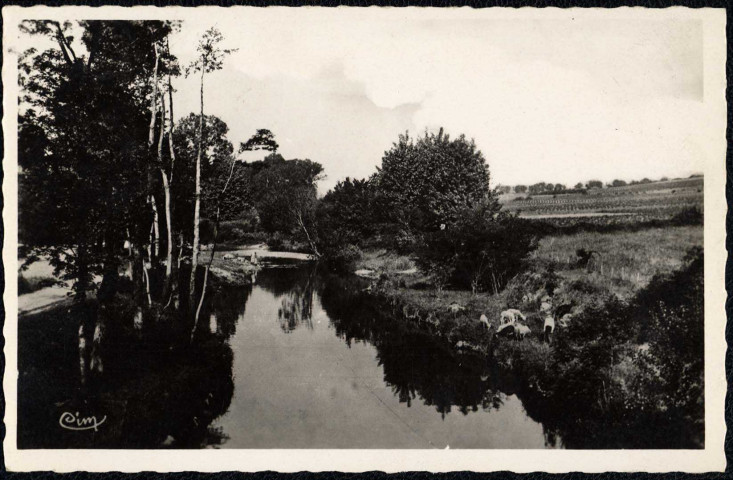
[[59, 411, 107, 431]]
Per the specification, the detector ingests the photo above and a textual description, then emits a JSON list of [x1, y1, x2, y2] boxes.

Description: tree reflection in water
[[319, 274, 506, 418], [256, 263, 319, 333], [204, 283, 253, 338]]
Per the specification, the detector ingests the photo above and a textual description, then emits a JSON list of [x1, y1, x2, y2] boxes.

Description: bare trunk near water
[[295, 211, 320, 258], [191, 158, 238, 340], [158, 90, 173, 299], [166, 64, 180, 310], [189, 66, 204, 310]]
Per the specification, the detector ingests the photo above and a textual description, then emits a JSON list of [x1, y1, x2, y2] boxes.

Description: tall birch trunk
[[148, 43, 159, 148], [189, 65, 204, 307], [143, 42, 160, 305], [166, 68, 180, 310], [295, 211, 320, 258], [89, 317, 105, 374], [133, 40, 161, 326], [158, 90, 172, 292], [191, 158, 237, 340]]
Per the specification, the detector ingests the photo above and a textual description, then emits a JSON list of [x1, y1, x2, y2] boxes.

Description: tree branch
[[86, 23, 100, 73], [50, 21, 73, 66]]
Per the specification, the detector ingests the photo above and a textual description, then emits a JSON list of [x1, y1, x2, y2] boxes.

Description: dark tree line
[[18, 21, 311, 383]]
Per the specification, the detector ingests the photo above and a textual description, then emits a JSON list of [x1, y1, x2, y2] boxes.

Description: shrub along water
[[494, 246, 704, 448], [415, 201, 539, 294]]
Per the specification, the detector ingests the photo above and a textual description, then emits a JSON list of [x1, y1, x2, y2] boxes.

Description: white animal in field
[[500, 309, 525, 325], [543, 315, 555, 342], [479, 314, 491, 329], [515, 324, 531, 340], [559, 313, 573, 328], [448, 303, 466, 316], [496, 322, 515, 338]]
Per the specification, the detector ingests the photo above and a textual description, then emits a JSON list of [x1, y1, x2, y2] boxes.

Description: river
[[17, 257, 562, 449], [203, 259, 559, 449]]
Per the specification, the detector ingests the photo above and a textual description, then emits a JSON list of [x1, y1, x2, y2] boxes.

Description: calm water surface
[[205, 260, 559, 449]]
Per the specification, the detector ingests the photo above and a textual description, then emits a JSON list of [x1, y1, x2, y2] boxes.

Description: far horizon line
[[495, 172, 704, 189]]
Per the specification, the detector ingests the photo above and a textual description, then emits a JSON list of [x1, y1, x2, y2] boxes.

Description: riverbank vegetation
[[305, 129, 704, 447]]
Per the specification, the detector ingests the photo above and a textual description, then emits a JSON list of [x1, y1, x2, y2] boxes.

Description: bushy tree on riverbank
[[374, 128, 491, 233], [317, 178, 379, 246], [250, 154, 323, 238]]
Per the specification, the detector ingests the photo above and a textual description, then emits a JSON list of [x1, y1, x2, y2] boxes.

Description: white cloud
[[166, 8, 709, 191]]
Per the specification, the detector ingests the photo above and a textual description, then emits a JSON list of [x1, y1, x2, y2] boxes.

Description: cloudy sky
[[13, 7, 719, 193], [161, 8, 716, 193]]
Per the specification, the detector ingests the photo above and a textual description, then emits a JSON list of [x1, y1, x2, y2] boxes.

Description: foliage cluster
[[496, 247, 704, 447], [414, 202, 539, 293], [315, 128, 534, 288], [373, 128, 491, 232]]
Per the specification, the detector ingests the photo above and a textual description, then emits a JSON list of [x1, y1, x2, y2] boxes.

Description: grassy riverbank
[[358, 226, 701, 327], [355, 225, 704, 447]]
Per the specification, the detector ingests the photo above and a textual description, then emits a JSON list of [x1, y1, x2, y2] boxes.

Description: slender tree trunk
[[139, 41, 160, 314], [131, 242, 145, 333], [161, 172, 172, 280], [89, 318, 105, 374], [148, 43, 159, 148], [75, 243, 90, 385], [189, 65, 205, 308], [150, 195, 160, 260], [167, 233, 183, 310], [90, 233, 119, 376], [295, 211, 320, 257], [78, 322, 87, 385], [158, 91, 172, 291], [192, 256, 211, 342], [143, 265, 152, 306], [74, 245, 89, 304], [165, 68, 180, 309], [191, 159, 238, 340]]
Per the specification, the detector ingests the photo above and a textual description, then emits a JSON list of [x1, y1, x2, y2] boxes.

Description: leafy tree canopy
[[374, 128, 491, 232]]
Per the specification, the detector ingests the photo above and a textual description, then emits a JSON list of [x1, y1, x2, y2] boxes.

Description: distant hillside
[[499, 176, 703, 223]]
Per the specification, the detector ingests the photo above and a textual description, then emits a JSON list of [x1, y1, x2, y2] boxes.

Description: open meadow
[[500, 177, 703, 227]]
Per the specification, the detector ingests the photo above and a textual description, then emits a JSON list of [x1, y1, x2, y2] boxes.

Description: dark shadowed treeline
[[18, 20, 323, 386]]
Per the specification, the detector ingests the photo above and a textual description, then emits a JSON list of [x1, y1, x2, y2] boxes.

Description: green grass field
[[529, 225, 703, 299]]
